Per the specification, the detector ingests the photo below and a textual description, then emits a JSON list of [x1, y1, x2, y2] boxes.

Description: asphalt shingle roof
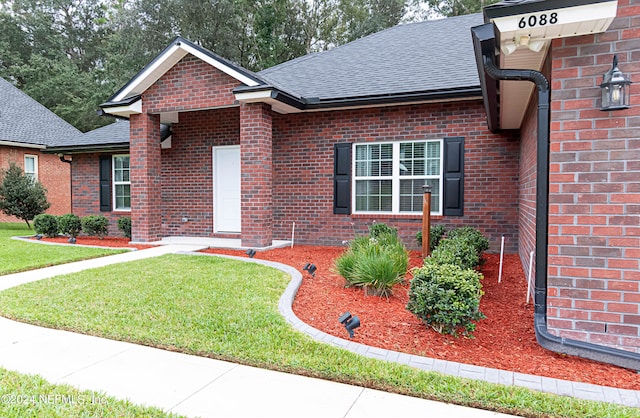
[[0, 77, 81, 147], [258, 13, 484, 100]]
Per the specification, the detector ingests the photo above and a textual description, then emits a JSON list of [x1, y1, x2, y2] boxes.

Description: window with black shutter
[[333, 143, 351, 214], [99, 156, 111, 212]]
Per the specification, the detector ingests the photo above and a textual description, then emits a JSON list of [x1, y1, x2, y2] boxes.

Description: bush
[[407, 258, 485, 336], [415, 224, 447, 252], [117, 217, 131, 239], [0, 163, 50, 228], [33, 214, 59, 238], [58, 214, 82, 238], [368, 222, 397, 239], [81, 215, 109, 239], [447, 226, 489, 254], [334, 232, 408, 297], [431, 237, 480, 270]]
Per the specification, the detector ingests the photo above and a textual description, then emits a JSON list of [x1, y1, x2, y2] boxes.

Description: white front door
[[213, 146, 241, 233]]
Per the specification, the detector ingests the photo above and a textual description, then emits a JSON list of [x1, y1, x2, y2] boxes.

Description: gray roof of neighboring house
[[0, 77, 81, 147], [46, 119, 171, 152], [257, 13, 484, 101]]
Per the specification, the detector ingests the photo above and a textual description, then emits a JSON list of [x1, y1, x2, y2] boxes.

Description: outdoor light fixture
[[35, 234, 42, 240], [68, 237, 76, 244], [246, 249, 256, 258], [303, 263, 317, 277], [338, 312, 361, 338], [600, 55, 632, 111]]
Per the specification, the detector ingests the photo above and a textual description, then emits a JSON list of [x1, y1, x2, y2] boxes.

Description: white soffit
[[490, 1, 618, 52], [489, 0, 618, 129], [499, 43, 551, 129], [102, 99, 142, 118], [235, 90, 301, 114]]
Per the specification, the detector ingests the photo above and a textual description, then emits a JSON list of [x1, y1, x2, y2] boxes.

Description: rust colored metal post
[[422, 184, 432, 259]]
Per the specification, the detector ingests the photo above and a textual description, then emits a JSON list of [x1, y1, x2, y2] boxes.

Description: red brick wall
[[272, 101, 520, 250], [240, 102, 273, 247], [547, 1, 640, 352], [71, 153, 125, 237], [144, 55, 238, 113], [161, 108, 239, 236], [130, 112, 162, 242], [0, 146, 70, 223]]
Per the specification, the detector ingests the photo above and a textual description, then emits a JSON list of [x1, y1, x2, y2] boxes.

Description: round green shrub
[[447, 226, 489, 254], [431, 237, 480, 270], [81, 215, 109, 239], [58, 214, 82, 238], [407, 258, 485, 337], [368, 222, 397, 239], [33, 214, 59, 238], [117, 216, 131, 239], [415, 224, 447, 251]]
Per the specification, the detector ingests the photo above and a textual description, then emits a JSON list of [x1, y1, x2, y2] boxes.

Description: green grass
[[0, 254, 636, 418], [0, 367, 182, 417], [0, 223, 125, 275]]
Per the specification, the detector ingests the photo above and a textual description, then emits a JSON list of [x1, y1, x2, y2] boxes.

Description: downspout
[[58, 154, 73, 214], [480, 54, 640, 371]]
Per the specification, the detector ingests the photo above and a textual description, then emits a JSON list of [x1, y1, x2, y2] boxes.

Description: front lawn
[[0, 223, 125, 275], [0, 367, 181, 417], [0, 254, 635, 418]]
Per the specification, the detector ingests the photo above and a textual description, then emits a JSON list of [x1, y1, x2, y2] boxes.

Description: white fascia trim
[[114, 43, 260, 102], [102, 99, 142, 118], [234, 90, 274, 102], [114, 44, 185, 102], [0, 140, 46, 149], [181, 43, 260, 88]]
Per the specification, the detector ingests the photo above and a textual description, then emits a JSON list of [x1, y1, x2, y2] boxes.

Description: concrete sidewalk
[[0, 245, 519, 417]]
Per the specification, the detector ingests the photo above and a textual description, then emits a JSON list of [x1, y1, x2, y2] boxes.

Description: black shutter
[[333, 143, 351, 215], [443, 137, 464, 216], [99, 156, 111, 212]]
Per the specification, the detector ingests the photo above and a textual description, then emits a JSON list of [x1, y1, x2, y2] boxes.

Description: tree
[[0, 163, 51, 229], [415, 0, 500, 18]]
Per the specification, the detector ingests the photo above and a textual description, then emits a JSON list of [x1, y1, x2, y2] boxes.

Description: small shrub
[[447, 226, 489, 254], [334, 232, 408, 297], [117, 216, 131, 239], [58, 214, 82, 238], [33, 214, 59, 238], [368, 222, 397, 239], [81, 215, 109, 239], [431, 237, 480, 270], [407, 258, 485, 336], [415, 224, 447, 251]]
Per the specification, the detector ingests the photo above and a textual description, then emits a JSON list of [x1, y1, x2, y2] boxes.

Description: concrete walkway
[[0, 244, 636, 416]]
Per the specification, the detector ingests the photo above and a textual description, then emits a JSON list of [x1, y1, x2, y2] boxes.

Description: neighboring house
[[46, 0, 639, 369], [0, 77, 78, 222]]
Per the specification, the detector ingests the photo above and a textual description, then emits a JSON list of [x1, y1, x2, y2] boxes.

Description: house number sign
[[518, 12, 558, 28]]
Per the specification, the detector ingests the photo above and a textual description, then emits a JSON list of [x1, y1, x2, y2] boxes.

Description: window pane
[[25, 157, 35, 173], [355, 180, 392, 212], [355, 144, 392, 178], [400, 179, 440, 213], [115, 184, 131, 210]]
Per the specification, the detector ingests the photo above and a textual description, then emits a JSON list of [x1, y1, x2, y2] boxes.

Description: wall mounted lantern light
[[600, 55, 632, 111]]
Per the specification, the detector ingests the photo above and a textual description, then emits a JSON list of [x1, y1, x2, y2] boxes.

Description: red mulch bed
[[31, 236, 156, 251], [201, 245, 640, 391], [30, 236, 640, 390]]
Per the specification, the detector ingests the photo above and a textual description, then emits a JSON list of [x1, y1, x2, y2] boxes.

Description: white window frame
[[112, 154, 131, 212], [24, 155, 38, 180], [352, 140, 443, 215]]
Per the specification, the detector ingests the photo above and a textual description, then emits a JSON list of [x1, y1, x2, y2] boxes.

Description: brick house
[[0, 77, 77, 222], [47, 0, 639, 369]]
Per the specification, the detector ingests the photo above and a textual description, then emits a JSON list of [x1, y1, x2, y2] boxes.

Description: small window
[[353, 140, 443, 215], [112, 155, 130, 211], [24, 155, 38, 181]]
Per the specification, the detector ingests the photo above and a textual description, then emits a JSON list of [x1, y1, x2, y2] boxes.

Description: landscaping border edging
[[192, 251, 640, 408]]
